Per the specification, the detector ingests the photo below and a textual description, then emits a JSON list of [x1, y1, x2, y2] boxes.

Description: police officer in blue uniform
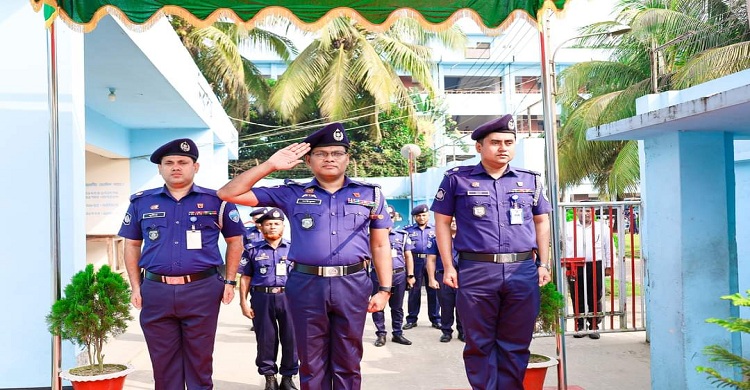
[[371, 205, 415, 347], [119, 138, 246, 389], [430, 115, 552, 389], [239, 208, 299, 390], [245, 207, 267, 245], [403, 204, 441, 329], [217, 123, 393, 390], [426, 218, 464, 343]]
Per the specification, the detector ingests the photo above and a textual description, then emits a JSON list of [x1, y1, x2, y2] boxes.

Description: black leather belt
[[293, 262, 366, 277], [143, 267, 218, 285], [415, 253, 427, 259], [459, 251, 533, 264], [252, 286, 285, 294], [393, 267, 405, 274]]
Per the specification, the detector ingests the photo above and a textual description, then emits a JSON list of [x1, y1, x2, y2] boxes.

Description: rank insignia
[[517, 181, 523, 187], [301, 216, 314, 229], [353, 192, 360, 197], [135, 191, 143, 196], [197, 203, 204, 209], [471, 182, 480, 188], [148, 229, 159, 241], [256, 253, 269, 260], [305, 188, 315, 194], [473, 205, 486, 217], [150, 204, 159, 210], [453, 167, 459, 171]]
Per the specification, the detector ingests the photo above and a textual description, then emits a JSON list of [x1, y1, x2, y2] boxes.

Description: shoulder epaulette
[[350, 179, 381, 188], [284, 179, 304, 187], [129, 188, 159, 201], [443, 166, 472, 176], [395, 229, 409, 235], [514, 167, 542, 176]]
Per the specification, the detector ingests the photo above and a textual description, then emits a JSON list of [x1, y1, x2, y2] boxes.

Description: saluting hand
[[267, 142, 311, 171]]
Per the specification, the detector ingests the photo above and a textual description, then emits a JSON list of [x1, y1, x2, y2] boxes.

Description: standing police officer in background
[[119, 138, 246, 389], [403, 204, 441, 330], [245, 207, 268, 245], [239, 208, 299, 390], [217, 123, 393, 390], [371, 205, 415, 347], [431, 115, 552, 389], [426, 218, 464, 343]]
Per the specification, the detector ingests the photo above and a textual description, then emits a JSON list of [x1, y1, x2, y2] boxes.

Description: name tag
[[296, 198, 322, 205], [467, 191, 490, 196], [143, 212, 166, 219], [508, 189, 533, 194]]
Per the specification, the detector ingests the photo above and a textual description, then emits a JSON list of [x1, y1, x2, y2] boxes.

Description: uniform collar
[[471, 163, 520, 178], [157, 184, 205, 199], [306, 176, 355, 190], [257, 238, 291, 249]]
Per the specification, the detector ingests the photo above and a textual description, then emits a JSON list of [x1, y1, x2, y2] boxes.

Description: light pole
[[401, 144, 421, 213], [540, 20, 631, 390]]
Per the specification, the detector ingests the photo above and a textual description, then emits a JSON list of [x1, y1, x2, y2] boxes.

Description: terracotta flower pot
[[60, 364, 135, 390], [523, 354, 558, 390]]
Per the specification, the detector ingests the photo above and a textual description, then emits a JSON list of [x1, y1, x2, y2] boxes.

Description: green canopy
[[32, 0, 568, 33]]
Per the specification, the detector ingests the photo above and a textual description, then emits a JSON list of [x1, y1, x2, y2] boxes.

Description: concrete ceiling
[[83, 16, 205, 129]]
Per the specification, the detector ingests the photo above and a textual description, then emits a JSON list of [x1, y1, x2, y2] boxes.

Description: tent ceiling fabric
[[32, 0, 568, 34]]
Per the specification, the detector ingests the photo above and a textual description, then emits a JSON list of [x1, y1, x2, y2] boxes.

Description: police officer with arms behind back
[[239, 207, 299, 390], [430, 115, 552, 390], [217, 123, 393, 390], [119, 138, 246, 389]]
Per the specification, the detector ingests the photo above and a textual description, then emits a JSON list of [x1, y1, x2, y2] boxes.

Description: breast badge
[[473, 205, 486, 217], [148, 229, 159, 241], [301, 215, 315, 229]]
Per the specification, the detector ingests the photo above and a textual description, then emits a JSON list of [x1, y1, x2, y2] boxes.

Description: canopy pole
[[46, 18, 62, 390], [539, 15, 568, 390]]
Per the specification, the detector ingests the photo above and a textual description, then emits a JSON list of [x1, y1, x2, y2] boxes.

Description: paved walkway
[[105, 295, 651, 389]]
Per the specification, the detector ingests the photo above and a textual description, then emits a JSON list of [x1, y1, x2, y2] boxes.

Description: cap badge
[[507, 119, 516, 130], [180, 142, 191, 152], [333, 129, 344, 141], [272, 211, 281, 218]]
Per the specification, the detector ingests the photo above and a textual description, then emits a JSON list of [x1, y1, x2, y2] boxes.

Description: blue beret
[[303, 123, 350, 149], [256, 207, 285, 223], [150, 138, 199, 164], [411, 204, 429, 215], [470, 114, 516, 141], [249, 207, 268, 218]]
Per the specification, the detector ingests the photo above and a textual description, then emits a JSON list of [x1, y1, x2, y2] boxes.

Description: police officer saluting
[[239, 208, 299, 390], [430, 115, 552, 389], [371, 205, 415, 347], [403, 204, 441, 329], [217, 123, 393, 390], [118, 138, 246, 389]]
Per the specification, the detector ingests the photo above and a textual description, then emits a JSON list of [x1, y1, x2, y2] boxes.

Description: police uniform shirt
[[240, 238, 292, 287], [252, 177, 392, 266], [404, 223, 435, 255], [244, 225, 262, 244], [389, 230, 415, 269], [427, 236, 458, 272], [118, 185, 246, 275], [430, 164, 552, 254]]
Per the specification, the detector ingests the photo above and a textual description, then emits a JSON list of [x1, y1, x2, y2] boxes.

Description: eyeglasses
[[311, 151, 348, 159]]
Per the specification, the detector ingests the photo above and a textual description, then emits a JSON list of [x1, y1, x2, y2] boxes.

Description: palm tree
[[172, 17, 298, 125], [269, 17, 465, 142], [557, 0, 750, 199]]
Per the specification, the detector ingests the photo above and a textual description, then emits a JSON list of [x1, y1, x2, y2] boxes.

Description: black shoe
[[431, 322, 442, 329], [280, 375, 298, 390], [391, 334, 412, 345], [457, 333, 465, 342], [439, 334, 452, 343], [402, 322, 417, 330], [264, 375, 279, 390], [251, 326, 255, 332], [589, 332, 601, 340], [573, 331, 585, 338], [374, 335, 386, 347]]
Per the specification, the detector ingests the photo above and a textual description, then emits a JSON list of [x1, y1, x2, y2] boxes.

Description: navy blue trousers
[[370, 271, 407, 336], [436, 270, 463, 336], [456, 260, 540, 390], [140, 274, 224, 389], [285, 269, 372, 390], [405, 258, 441, 324], [251, 291, 299, 376]]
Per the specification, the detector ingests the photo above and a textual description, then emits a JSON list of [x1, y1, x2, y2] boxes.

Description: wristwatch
[[537, 263, 551, 271], [407, 274, 415, 279], [224, 279, 237, 286], [378, 286, 394, 294]]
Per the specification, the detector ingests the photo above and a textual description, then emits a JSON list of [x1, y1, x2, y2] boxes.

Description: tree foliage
[[46, 265, 132, 375]]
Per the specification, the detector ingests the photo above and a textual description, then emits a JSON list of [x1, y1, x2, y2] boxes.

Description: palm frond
[[673, 41, 750, 87]]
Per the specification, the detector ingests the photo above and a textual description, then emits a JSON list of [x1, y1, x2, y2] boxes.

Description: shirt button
[[500, 224, 505, 227], [331, 212, 335, 216], [175, 221, 180, 224], [332, 231, 337, 235], [174, 241, 179, 244]]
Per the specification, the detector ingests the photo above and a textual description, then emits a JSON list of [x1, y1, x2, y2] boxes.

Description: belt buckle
[[323, 267, 340, 277], [164, 276, 186, 285], [271, 287, 281, 294]]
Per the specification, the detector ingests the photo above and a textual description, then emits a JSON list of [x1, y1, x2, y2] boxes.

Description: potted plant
[[523, 282, 566, 390], [46, 264, 134, 389]]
